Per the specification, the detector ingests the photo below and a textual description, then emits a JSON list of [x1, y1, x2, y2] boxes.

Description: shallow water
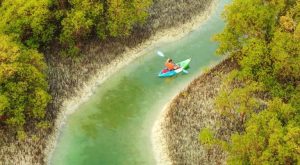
[[50, 1, 230, 164]]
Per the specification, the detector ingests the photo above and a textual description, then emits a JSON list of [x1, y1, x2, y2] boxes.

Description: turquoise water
[[50, 1, 229, 164]]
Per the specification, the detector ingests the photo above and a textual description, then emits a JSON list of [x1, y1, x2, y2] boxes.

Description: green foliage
[[214, 0, 285, 56], [0, 34, 51, 130], [208, 0, 300, 163], [216, 81, 264, 121], [0, 0, 152, 57], [199, 128, 229, 151], [199, 128, 215, 146], [227, 99, 299, 164], [59, 0, 103, 47], [36, 121, 50, 129], [59, 0, 152, 56], [61, 10, 94, 43], [17, 130, 27, 141], [106, 0, 151, 37], [270, 30, 300, 83], [0, 0, 55, 48], [0, 0, 153, 136]]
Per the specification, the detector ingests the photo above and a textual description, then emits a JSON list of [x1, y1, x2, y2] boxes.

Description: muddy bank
[[154, 58, 237, 164], [0, 0, 215, 164]]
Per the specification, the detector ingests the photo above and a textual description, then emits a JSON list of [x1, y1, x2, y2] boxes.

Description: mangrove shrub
[[200, 0, 300, 164]]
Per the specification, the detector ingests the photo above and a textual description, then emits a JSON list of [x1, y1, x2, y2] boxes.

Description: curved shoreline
[[152, 102, 173, 165], [44, 0, 219, 163], [151, 60, 221, 164], [153, 57, 236, 164]]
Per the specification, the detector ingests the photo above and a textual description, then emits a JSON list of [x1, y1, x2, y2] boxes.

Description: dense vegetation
[[0, 34, 51, 138], [200, 0, 300, 164], [0, 0, 151, 137]]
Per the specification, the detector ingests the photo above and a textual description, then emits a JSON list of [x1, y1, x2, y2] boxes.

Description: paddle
[[157, 50, 189, 74], [157, 50, 165, 57]]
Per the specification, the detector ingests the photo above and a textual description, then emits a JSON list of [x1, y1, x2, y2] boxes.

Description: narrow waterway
[[50, 1, 229, 164]]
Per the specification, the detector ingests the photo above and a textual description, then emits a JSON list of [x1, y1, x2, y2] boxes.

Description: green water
[[50, 1, 229, 164]]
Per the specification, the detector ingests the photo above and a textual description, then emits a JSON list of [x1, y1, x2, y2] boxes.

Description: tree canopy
[[0, 0, 152, 54], [0, 34, 50, 131], [200, 0, 300, 164], [0, 0, 55, 48], [58, 0, 152, 55], [0, 0, 152, 136]]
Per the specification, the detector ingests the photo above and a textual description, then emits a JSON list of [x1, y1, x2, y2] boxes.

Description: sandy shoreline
[[151, 65, 220, 165], [153, 57, 235, 164], [44, 0, 219, 163], [152, 102, 173, 165]]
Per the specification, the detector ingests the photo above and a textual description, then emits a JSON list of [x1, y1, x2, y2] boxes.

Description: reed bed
[[160, 58, 237, 164]]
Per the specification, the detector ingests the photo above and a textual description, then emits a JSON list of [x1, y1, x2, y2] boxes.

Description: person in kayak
[[165, 58, 180, 70]]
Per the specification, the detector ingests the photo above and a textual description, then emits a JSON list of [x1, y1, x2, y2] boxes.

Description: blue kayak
[[158, 58, 191, 78]]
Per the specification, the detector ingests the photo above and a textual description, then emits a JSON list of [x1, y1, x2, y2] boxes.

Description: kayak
[[158, 58, 191, 78]]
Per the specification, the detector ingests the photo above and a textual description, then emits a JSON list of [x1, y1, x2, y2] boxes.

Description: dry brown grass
[[161, 58, 238, 164]]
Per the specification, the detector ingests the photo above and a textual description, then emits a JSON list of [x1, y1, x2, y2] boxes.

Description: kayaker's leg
[[174, 65, 180, 70]]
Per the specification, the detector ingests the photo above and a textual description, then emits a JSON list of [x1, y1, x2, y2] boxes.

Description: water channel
[[51, 1, 229, 164]]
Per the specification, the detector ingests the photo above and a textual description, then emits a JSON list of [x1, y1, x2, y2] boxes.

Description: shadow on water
[[83, 76, 146, 132]]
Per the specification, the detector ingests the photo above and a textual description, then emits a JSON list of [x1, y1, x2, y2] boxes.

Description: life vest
[[165, 62, 175, 70]]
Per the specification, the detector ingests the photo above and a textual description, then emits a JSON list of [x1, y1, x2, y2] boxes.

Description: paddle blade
[[157, 50, 165, 57], [182, 69, 189, 74]]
